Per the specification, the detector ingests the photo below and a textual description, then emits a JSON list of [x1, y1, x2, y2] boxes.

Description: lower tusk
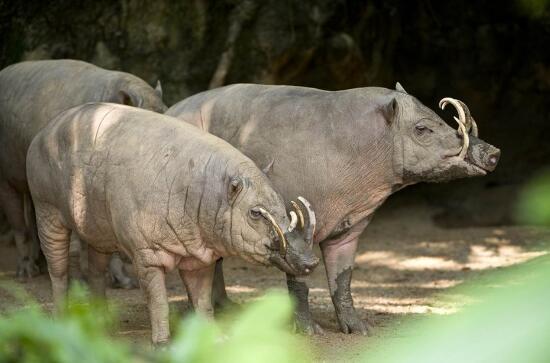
[[258, 207, 287, 257]]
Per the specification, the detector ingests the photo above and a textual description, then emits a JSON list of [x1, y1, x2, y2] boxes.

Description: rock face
[[0, 0, 549, 225]]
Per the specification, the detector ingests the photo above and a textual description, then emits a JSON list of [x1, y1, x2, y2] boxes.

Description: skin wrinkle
[[228, 185, 237, 254], [163, 174, 180, 252], [196, 153, 214, 235], [151, 148, 175, 189], [199, 103, 206, 131], [92, 107, 116, 150], [212, 193, 224, 250]]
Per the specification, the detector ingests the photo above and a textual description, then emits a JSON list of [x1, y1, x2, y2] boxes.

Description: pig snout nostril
[[488, 151, 500, 167]]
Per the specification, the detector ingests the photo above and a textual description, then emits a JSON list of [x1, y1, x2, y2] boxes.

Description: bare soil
[[1, 194, 548, 362]]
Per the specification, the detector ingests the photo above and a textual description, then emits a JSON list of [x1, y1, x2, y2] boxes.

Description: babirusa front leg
[[287, 273, 324, 335], [320, 220, 370, 335]]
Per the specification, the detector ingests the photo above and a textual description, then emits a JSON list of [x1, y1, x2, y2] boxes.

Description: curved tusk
[[290, 200, 305, 229], [297, 196, 316, 244], [288, 211, 298, 233], [258, 207, 287, 257], [453, 117, 470, 158], [440, 97, 469, 159], [455, 99, 478, 137]]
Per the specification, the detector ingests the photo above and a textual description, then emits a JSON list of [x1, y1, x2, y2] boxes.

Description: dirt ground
[[1, 194, 549, 362]]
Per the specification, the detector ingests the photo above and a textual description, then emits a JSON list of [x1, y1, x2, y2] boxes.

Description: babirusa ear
[[395, 82, 408, 94], [115, 90, 143, 108], [116, 90, 134, 106], [381, 97, 398, 125], [155, 80, 163, 98], [227, 176, 244, 202]]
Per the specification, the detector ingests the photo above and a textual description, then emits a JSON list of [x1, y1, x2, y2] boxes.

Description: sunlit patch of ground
[[0, 198, 549, 361]]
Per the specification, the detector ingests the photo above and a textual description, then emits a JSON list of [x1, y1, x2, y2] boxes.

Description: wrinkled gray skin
[[27, 103, 318, 345], [0, 59, 166, 279], [166, 83, 500, 335]]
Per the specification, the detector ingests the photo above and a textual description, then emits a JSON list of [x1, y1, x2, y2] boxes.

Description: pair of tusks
[[290, 197, 316, 245], [439, 98, 479, 159], [258, 196, 316, 257]]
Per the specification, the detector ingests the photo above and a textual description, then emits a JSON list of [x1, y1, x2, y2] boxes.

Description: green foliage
[[0, 282, 131, 363], [516, 170, 550, 225], [161, 291, 311, 363], [358, 257, 550, 363], [0, 285, 310, 363]]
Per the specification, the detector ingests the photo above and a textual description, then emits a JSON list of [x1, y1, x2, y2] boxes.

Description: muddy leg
[[179, 264, 215, 317], [211, 258, 238, 311], [0, 182, 38, 278], [287, 273, 324, 335], [320, 220, 369, 335], [87, 246, 110, 298], [35, 204, 71, 310], [136, 265, 170, 346]]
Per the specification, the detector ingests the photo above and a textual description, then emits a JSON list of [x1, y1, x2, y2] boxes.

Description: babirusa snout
[[439, 97, 479, 159], [259, 197, 316, 262]]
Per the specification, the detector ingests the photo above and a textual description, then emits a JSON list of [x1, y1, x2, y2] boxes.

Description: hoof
[[294, 316, 325, 336], [337, 309, 370, 335]]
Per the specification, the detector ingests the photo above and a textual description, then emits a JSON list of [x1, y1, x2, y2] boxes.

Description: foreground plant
[[0, 286, 311, 363]]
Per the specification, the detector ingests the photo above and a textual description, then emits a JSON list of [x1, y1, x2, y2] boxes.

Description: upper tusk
[[288, 211, 298, 233], [290, 200, 305, 229], [440, 97, 469, 159], [297, 196, 316, 244], [454, 99, 479, 137], [454, 117, 470, 159]]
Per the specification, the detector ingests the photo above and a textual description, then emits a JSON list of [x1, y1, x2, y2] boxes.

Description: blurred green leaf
[[161, 314, 221, 363], [164, 290, 312, 363], [0, 283, 312, 363], [516, 170, 550, 225], [0, 283, 131, 363], [358, 256, 550, 363]]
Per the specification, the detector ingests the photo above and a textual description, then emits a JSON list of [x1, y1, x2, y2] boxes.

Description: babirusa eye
[[249, 207, 262, 219], [415, 125, 432, 134]]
